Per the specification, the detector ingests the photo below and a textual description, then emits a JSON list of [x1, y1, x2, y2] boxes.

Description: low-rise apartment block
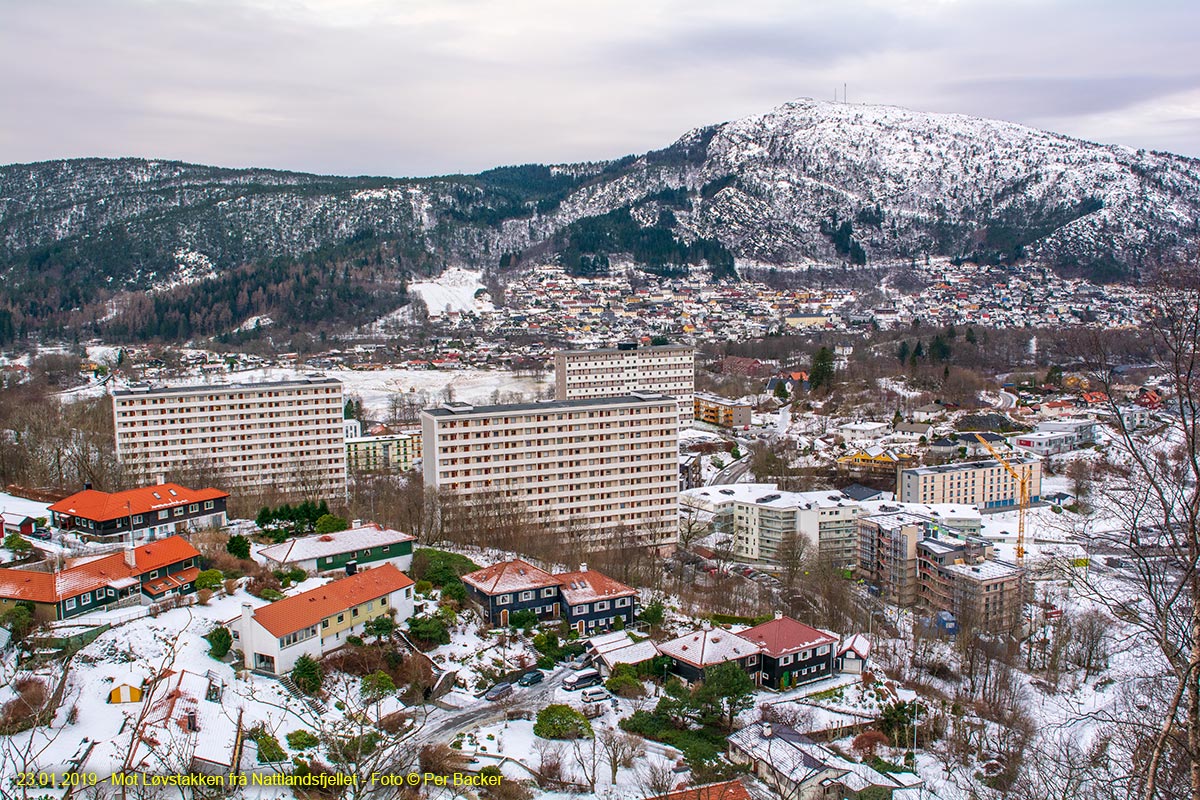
[[346, 432, 418, 473], [897, 458, 1042, 509], [858, 511, 1024, 632], [682, 484, 863, 569], [694, 392, 753, 429], [421, 394, 680, 549], [555, 343, 694, 424], [113, 377, 347, 500]]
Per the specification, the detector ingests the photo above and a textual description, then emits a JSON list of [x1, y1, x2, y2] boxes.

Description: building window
[[82, 592, 92, 604], [322, 619, 329, 628], [338, 614, 345, 623], [541, 588, 555, 598], [66, 597, 77, 610], [816, 645, 829, 655], [573, 605, 588, 615], [204, 501, 215, 510], [781, 654, 793, 666], [158, 510, 169, 520], [520, 590, 535, 601], [352, 607, 359, 617], [189, 504, 199, 513], [616, 597, 630, 607], [595, 601, 609, 612], [747, 655, 758, 666], [133, 515, 143, 524], [497, 594, 512, 605], [174, 507, 184, 517]]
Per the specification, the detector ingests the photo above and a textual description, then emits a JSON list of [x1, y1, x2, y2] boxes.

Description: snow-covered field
[[59, 365, 551, 417], [409, 268, 493, 318]]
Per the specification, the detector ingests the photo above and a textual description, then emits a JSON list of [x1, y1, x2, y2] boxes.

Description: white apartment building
[[112, 377, 347, 500], [897, 458, 1042, 509], [682, 484, 864, 568], [421, 394, 680, 549], [555, 344, 695, 424]]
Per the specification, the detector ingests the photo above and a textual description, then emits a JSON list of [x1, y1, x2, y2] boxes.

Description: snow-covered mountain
[[2, 99, 1198, 334]]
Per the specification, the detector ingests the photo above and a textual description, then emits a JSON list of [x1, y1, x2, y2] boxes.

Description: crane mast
[[974, 433, 1028, 564]]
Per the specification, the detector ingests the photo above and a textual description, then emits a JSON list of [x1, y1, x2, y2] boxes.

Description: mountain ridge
[[2, 99, 1198, 341]]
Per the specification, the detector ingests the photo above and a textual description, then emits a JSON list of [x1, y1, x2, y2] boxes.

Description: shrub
[[3, 532, 32, 554], [226, 534, 251, 560], [197, 569, 225, 592], [346, 635, 364, 647], [292, 655, 324, 695], [361, 671, 396, 700], [315, 514, 349, 534], [412, 549, 480, 587], [441, 580, 467, 603], [420, 743, 469, 776], [256, 733, 286, 763], [206, 626, 233, 658], [605, 664, 645, 698], [287, 730, 320, 750], [196, 588, 213, 606], [1, 603, 36, 642], [508, 609, 538, 631], [0, 677, 49, 730], [414, 580, 433, 596], [259, 588, 285, 601], [223, 578, 239, 595], [246, 570, 281, 599], [534, 704, 592, 740], [408, 615, 450, 647]]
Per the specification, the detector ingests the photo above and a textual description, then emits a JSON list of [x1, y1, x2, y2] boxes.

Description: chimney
[[346, 560, 358, 576], [186, 711, 198, 732], [83, 482, 93, 491], [579, 562, 588, 573], [774, 610, 783, 620], [242, 602, 253, 619], [155, 473, 166, 486], [761, 722, 774, 739], [124, 545, 137, 569], [351, 519, 362, 528]]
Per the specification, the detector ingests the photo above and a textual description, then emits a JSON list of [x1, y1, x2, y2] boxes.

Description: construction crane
[[975, 433, 1028, 565]]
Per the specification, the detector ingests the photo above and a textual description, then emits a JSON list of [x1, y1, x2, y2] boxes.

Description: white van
[[563, 668, 601, 691], [581, 686, 610, 704]]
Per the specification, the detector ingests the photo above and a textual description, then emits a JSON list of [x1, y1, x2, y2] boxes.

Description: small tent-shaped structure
[[109, 683, 143, 704]]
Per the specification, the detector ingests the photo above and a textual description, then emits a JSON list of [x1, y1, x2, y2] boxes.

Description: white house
[[233, 564, 415, 675], [258, 523, 416, 574], [1114, 405, 1151, 431], [837, 421, 891, 445], [912, 404, 945, 423], [1008, 430, 1077, 456], [1035, 418, 1097, 448]]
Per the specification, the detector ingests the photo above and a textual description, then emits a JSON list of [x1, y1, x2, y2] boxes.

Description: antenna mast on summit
[[844, 82, 848, 103]]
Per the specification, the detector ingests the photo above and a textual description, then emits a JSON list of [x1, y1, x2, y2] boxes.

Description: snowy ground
[[409, 268, 493, 318], [61, 365, 551, 418]]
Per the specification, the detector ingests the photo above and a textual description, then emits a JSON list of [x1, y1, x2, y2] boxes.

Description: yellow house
[[109, 683, 144, 704]]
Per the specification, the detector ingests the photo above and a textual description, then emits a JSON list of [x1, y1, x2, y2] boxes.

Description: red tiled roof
[[0, 535, 199, 605], [462, 560, 558, 594], [49, 483, 229, 522], [252, 564, 414, 638], [735, 615, 837, 658], [650, 779, 752, 800]]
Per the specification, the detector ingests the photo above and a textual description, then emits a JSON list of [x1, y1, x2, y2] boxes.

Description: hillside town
[[0, 289, 1190, 800]]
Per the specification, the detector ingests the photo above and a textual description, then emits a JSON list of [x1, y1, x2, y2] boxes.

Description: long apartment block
[[554, 344, 694, 424], [112, 377, 347, 499], [421, 393, 680, 548], [896, 458, 1042, 509]]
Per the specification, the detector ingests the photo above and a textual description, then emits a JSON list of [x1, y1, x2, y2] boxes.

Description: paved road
[[709, 457, 751, 486], [998, 390, 1018, 409], [405, 665, 571, 747]]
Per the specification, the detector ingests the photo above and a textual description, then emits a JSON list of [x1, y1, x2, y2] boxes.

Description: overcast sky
[[2, 0, 1198, 177]]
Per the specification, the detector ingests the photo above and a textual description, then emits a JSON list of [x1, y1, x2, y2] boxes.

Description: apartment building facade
[[421, 394, 680, 549], [694, 392, 753, 429], [896, 458, 1042, 509], [682, 484, 863, 569], [112, 377, 347, 500], [346, 432, 418, 473], [554, 344, 694, 424], [859, 512, 1024, 632]]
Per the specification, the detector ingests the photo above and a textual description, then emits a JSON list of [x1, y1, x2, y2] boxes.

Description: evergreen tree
[[809, 347, 835, 390], [897, 340, 911, 365], [292, 655, 324, 694]]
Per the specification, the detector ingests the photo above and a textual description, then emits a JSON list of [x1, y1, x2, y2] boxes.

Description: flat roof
[[113, 376, 341, 397], [903, 457, 1038, 476], [682, 483, 854, 510], [943, 560, 1023, 580], [423, 393, 675, 417], [557, 344, 693, 356]]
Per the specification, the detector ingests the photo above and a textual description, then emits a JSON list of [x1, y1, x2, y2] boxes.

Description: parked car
[[581, 687, 610, 704], [485, 682, 513, 701], [517, 671, 544, 687], [564, 668, 601, 691], [568, 655, 592, 670]]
